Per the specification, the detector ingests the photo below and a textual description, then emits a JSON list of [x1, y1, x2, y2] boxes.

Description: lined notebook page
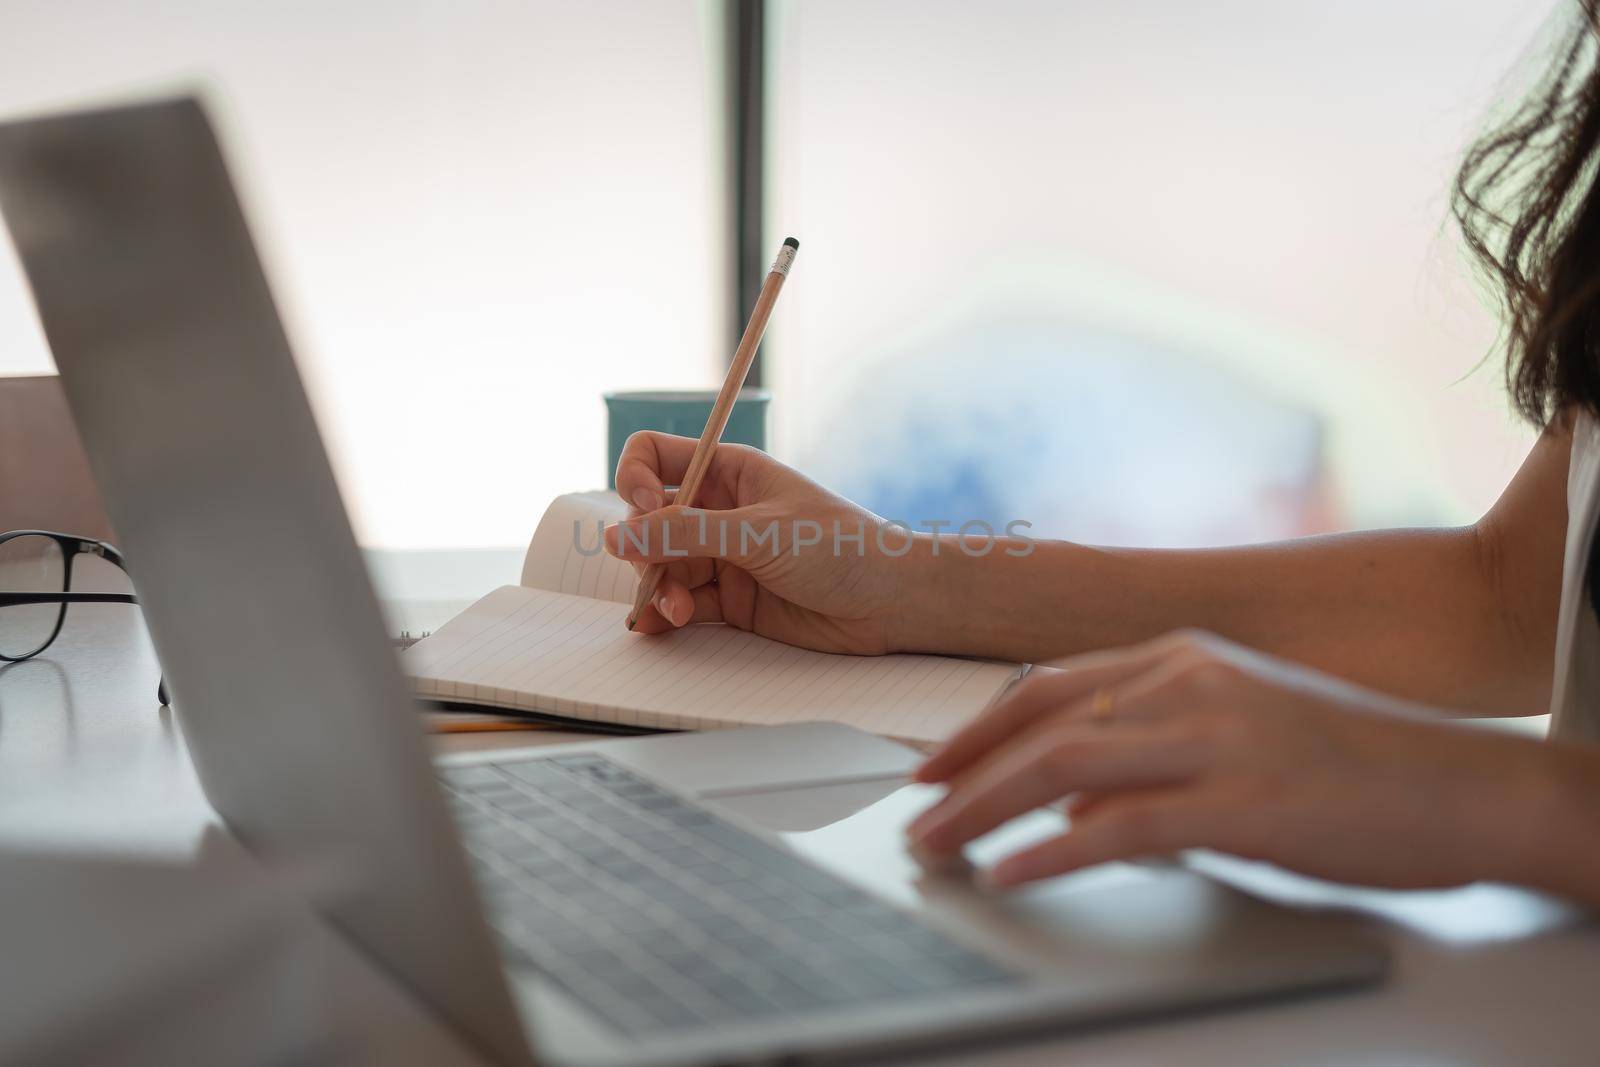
[[406, 585, 1022, 745], [519, 491, 636, 604]]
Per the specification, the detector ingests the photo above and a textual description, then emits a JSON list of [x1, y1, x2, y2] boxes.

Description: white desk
[[4, 558, 1599, 1065]]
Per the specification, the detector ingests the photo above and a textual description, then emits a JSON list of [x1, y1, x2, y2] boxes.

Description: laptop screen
[[0, 96, 529, 1065]]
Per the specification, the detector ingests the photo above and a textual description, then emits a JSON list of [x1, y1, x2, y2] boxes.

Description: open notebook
[[404, 492, 1025, 746]]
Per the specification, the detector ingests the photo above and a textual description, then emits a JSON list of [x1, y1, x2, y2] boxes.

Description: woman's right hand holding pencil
[[605, 431, 916, 655]]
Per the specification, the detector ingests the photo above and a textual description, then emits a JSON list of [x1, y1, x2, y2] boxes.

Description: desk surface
[[4, 558, 1599, 1066]]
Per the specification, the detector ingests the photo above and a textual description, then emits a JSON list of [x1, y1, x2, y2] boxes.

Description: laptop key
[[437, 765, 508, 790]]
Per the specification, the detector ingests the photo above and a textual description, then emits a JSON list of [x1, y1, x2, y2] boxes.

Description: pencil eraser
[[782, 237, 799, 250]]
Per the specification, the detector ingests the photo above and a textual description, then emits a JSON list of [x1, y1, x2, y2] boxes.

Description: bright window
[[764, 0, 1548, 544], [0, 1, 727, 549]]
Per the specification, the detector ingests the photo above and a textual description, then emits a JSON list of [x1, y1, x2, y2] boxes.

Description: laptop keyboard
[[438, 753, 1019, 1036]]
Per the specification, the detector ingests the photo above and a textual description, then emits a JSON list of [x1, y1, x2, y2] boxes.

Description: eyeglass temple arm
[[85, 543, 168, 707], [85, 538, 128, 566], [86, 543, 167, 704], [0, 592, 141, 606]]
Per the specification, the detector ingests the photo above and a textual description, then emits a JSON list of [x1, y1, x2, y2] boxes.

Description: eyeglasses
[[0, 530, 168, 705]]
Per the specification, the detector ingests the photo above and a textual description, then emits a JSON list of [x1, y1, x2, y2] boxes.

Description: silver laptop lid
[[0, 96, 530, 1066]]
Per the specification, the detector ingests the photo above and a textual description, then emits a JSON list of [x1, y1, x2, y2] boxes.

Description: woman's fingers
[[627, 575, 726, 633], [909, 645, 1249, 857], [620, 555, 714, 587], [660, 557, 716, 593], [987, 793, 1215, 888], [916, 639, 1183, 784], [917, 630, 1240, 785], [614, 432, 698, 512], [604, 504, 762, 566], [1064, 790, 1110, 820], [907, 726, 1202, 853], [614, 432, 752, 514], [617, 558, 713, 631], [624, 487, 678, 522]]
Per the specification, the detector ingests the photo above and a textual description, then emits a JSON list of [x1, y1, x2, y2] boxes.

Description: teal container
[[604, 389, 770, 489]]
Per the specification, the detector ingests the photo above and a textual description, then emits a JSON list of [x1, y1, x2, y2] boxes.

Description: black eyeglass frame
[[0, 530, 168, 704]]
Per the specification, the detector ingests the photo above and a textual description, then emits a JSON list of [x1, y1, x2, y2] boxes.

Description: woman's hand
[[909, 630, 1583, 896], [604, 432, 911, 654]]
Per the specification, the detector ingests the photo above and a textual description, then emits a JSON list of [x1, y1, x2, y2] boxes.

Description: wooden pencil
[[625, 237, 799, 630]]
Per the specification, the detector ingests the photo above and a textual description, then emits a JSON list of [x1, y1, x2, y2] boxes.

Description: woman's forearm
[[892, 426, 1570, 714], [894, 525, 1550, 713], [1519, 742, 1600, 907]]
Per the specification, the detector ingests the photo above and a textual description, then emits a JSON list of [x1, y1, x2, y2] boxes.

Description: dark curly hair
[[1454, 2, 1600, 427]]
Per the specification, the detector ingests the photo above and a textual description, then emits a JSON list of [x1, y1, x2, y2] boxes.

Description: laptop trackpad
[[772, 780, 1146, 912], [769, 781, 1382, 984], [604, 720, 920, 818], [704, 777, 910, 832]]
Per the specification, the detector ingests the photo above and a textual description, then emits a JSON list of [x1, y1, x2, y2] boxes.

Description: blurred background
[[0, 0, 1559, 554]]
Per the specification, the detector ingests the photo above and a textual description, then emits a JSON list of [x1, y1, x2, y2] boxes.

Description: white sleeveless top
[[1550, 409, 1600, 740]]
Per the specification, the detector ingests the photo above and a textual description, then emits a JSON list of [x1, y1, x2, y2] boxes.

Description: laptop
[[0, 96, 1387, 1067]]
